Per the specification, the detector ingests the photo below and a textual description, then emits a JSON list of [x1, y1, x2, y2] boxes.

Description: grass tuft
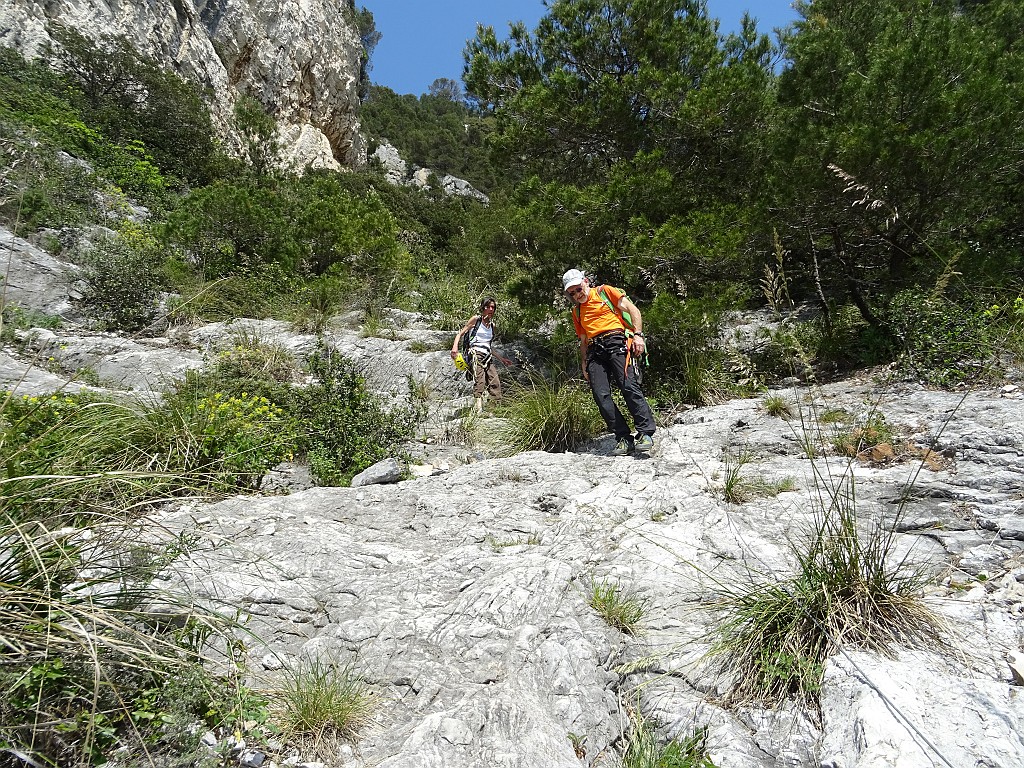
[[497, 377, 605, 453], [761, 394, 794, 419], [588, 579, 647, 636], [709, 475, 944, 706], [622, 705, 716, 768], [277, 658, 375, 755]]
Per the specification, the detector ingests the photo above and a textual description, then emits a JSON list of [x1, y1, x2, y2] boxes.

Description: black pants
[[586, 334, 656, 440]]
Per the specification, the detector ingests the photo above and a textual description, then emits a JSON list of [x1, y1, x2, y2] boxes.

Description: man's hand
[[630, 336, 646, 354]]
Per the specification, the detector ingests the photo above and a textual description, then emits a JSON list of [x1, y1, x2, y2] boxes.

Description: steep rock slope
[[159, 379, 1024, 767]]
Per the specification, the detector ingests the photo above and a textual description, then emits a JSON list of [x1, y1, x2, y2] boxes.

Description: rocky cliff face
[[0, 0, 365, 170]]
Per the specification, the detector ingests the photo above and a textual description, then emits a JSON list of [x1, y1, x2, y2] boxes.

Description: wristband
[[634, 332, 644, 337]]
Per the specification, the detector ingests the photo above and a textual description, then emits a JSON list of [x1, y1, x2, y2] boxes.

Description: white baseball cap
[[562, 269, 585, 291]]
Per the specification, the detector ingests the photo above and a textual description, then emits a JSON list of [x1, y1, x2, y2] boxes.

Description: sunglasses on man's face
[[567, 286, 586, 297]]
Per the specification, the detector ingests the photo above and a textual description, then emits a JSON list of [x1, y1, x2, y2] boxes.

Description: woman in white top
[[451, 297, 510, 412]]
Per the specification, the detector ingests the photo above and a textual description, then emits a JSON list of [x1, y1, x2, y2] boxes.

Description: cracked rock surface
[[155, 379, 1024, 768]]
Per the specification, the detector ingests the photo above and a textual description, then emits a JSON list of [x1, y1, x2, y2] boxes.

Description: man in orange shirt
[[563, 268, 656, 456]]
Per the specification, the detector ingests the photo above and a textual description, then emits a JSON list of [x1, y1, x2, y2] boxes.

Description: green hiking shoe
[[634, 434, 655, 454], [611, 437, 635, 456]]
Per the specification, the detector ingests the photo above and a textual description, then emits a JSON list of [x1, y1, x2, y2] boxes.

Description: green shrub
[[49, 25, 217, 186], [497, 378, 605, 453], [73, 225, 163, 330], [721, 451, 753, 504], [416, 274, 476, 331], [290, 348, 415, 486], [171, 330, 301, 405], [793, 305, 894, 373], [146, 392, 294, 489], [2, 389, 292, 498], [0, 385, 268, 765], [162, 182, 304, 278], [0, 305, 63, 343], [0, 131, 102, 234], [291, 276, 348, 334], [286, 171, 404, 278], [166, 261, 305, 323], [887, 290, 997, 386], [642, 294, 737, 405]]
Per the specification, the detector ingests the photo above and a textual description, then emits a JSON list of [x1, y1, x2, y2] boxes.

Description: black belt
[[591, 330, 625, 340]]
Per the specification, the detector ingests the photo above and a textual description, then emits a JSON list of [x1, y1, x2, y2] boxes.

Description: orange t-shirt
[[572, 285, 627, 340]]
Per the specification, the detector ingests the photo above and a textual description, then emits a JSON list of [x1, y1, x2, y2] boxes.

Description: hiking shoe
[[611, 437, 635, 456], [634, 434, 655, 454]]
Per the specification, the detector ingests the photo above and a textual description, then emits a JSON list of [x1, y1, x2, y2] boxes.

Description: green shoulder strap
[[597, 286, 635, 335], [572, 285, 635, 335]]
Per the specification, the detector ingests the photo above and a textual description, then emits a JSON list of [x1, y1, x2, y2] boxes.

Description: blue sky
[[362, 1, 800, 96]]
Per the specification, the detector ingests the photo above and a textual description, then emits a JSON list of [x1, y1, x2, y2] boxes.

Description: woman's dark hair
[[480, 296, 497, 313]]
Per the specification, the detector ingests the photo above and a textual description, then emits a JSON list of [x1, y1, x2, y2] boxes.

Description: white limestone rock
[[0, 226, 82, 320], [371, 140, 408, 185], [350, 457, 404, 487], [819, 650, 1024, 768]]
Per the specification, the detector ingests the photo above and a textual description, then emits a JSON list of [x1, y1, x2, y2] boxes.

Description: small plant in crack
[[622, 704, 717, 768], [588, 578, 648, 636], [761, 394, 794, 419]]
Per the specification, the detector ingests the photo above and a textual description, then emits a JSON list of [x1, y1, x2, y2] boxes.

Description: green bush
[[290, 348, 415, 486], [161, 181, 304, 279], [830, 410, 895, 457], [49, 25, 217, 186], [887, 290, 997, 386], [73, 225, 163, 330], [291, 275, 348, 334], [166, 261, 305, 324], [0, 305, 63, 344], [0, 131, 102, 234], [642, 294, 737, 405], [146, 392, 294, 489], [0, 387, 270, 766], [171, 331, 301, 405], [793, 305, 894, 373], [416, 274, 477, 331], [622, 711, 716, 768], [1, 389, 291, 498], [286, 171, 404, 278]]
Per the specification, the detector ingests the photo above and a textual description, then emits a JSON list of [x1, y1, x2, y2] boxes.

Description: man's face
[[566, 280, 589, 305]]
